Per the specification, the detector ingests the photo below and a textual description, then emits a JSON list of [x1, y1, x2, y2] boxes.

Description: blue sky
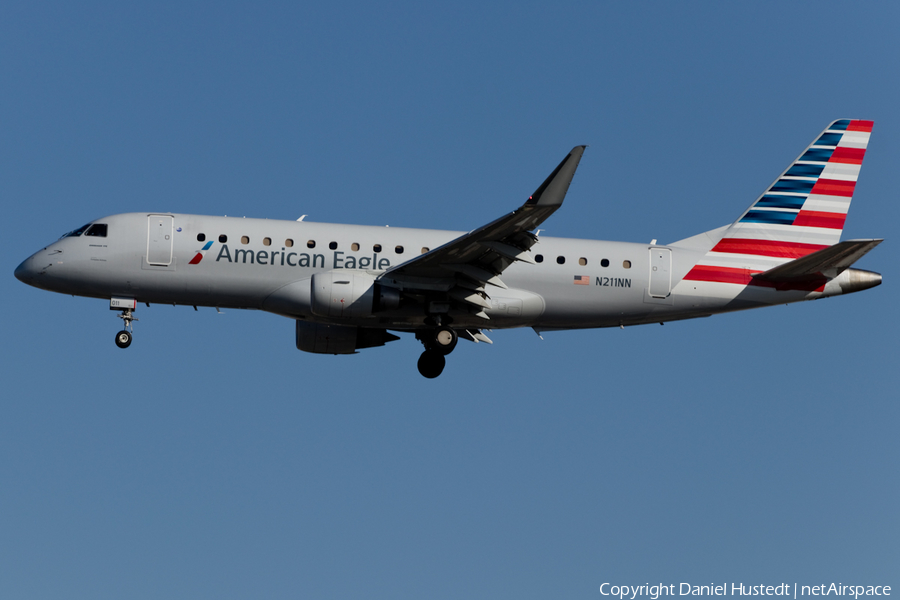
[[2, 2, 898, 598]]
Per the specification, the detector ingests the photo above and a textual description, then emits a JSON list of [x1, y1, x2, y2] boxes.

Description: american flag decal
[[574, 275, 590, 285]]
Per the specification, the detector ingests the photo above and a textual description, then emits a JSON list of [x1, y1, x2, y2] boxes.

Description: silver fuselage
[[15, 212, 876, 333]]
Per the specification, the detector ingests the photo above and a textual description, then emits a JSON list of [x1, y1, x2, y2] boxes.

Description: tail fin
[[683, 120, 873, 285], [726, 119, 873, 251]]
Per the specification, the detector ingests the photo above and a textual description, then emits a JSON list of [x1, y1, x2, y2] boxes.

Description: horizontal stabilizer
[[752, 239, 882, 283]]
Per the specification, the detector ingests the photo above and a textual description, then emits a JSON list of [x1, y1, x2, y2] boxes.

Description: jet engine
[[309, 270, 400, 319]]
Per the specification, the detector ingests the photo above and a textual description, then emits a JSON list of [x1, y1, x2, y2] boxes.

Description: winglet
[[527, 146, 586, 207]]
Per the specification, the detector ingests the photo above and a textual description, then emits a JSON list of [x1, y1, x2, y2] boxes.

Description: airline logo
[[683, 119, 873, 289], [189, 241, 214, 264], [735, 119, 872, 234]]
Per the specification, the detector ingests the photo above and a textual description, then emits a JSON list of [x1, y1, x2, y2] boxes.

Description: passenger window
[[395, 245, 404, 254], [85, 224, 108, 237], [263, 237, 271, 246], [557, 256, 565, 265], [219, 234, 227, 243], [351, 243, 360, 251], [285, 239, 294, 247], [601, 259, 609, 267], [623, 260, 632, 269], [197, 233, 206, 242], [535, 254, 544, 263], [307, 240, 316, 249], [241, 236, 250, 245], [578, 257, 587, 266], [374, 244, 382, 253], [329, 241, 338, 250]]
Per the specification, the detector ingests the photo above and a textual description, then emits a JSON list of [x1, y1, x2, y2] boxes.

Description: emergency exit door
[[648, 247, 671, 298]]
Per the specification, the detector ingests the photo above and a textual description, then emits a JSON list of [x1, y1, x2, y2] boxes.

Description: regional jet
[[15, 120, 882, 377]]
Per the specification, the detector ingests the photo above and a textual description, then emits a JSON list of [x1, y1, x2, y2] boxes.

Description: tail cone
[[839, 268, 882, 294]]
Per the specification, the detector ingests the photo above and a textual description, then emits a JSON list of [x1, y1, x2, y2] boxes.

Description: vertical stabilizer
[[683, 120, 873, 286]]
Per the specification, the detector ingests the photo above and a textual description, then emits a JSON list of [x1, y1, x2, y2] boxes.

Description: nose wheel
[[114, 307, 138, 349], [115, 330, 132, 348]]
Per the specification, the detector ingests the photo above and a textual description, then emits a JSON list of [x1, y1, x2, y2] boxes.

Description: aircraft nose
[[14, 255, 39, 285]]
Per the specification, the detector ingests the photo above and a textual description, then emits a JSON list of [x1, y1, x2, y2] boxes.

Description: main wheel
[[115, 330, 132, 349], [432, 326, 458, 355], [417, 349, 446, 378]]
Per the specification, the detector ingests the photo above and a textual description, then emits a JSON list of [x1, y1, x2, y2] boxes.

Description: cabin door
[[147, 215, 174, 266]]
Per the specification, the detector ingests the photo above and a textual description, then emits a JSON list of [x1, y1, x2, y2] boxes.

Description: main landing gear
[[114, 307, 138, 349], [416, 325, 458, 378]]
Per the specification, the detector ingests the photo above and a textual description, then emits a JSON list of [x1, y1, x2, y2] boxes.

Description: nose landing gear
[[416, 325, 458, 378], [115, 329, 132, 348], [114, 307, 138, 349]]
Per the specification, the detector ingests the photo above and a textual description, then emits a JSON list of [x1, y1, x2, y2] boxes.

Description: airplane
[[15, 119, 882, 378]]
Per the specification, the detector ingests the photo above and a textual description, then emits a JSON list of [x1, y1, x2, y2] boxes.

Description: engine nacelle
[[295, 321, 400, 354], [310, 270, 400, 319]]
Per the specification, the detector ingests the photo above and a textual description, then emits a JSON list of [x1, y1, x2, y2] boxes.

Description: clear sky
[[2, 2, 898, 598]]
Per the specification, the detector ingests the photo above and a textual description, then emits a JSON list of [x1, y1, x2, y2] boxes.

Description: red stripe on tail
[[684, 265, 826, 291], [847, 120, 874, 132], [684, 265, 757, 285], [829, 147, 866, 165], [792, 211, 847, 229], [711, 238, 827, 259], [810, 179, 856, 197]]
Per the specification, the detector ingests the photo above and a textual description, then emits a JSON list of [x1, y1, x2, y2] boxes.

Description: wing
[[380, 146, 586, 319]]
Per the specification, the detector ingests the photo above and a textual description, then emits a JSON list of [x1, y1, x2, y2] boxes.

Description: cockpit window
[[84, 224, 108, 237], [62, 223, 92, 238]]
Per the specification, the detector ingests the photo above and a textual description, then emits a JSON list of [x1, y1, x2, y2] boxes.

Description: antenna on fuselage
[[297, 215, 307, 221]]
